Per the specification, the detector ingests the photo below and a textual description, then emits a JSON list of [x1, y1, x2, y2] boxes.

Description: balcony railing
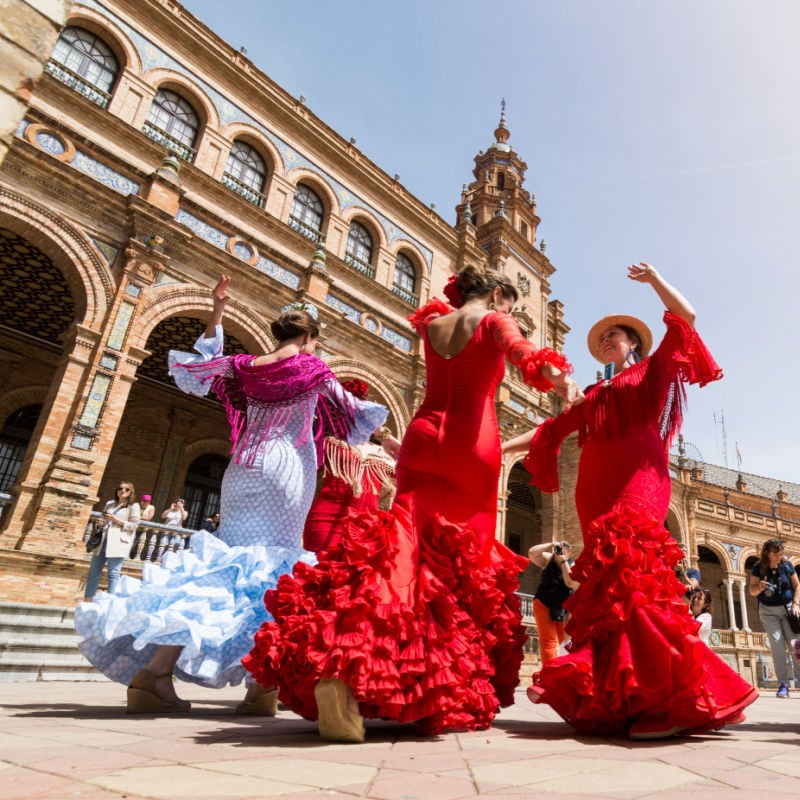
[[83, 512, 196, 563], [44, 60, 111, 108], [141, 122, 196, 162], [344, 253, 376, 278], [288, 215, 322, 242], [391, 284, 419, 307], [221, 172, 265, 208]]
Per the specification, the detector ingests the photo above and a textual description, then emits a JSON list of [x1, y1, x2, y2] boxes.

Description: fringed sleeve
[[488, 313, 572, 392], [661, 312, 723, 387], [167, 325, 229, 396], [407, 297, 453, 334], [523, 411, 582, 494]]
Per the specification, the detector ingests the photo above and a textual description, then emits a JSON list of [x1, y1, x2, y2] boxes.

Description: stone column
[[724, 577, 738, 631], [737, 578, 751, 632]]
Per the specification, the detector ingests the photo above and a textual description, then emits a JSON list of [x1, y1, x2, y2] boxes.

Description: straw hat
[[587, 314, 653, 364]]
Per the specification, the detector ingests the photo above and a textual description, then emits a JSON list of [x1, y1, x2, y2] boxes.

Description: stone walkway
[[0, 682, 797, 799]]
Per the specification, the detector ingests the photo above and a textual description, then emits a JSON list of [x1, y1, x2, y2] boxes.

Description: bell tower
[[455, 101, 566, 353]]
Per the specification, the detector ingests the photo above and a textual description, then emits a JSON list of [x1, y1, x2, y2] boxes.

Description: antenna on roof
[[714, 410, 728, 468]]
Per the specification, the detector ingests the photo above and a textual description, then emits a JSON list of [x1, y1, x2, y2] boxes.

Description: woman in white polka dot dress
[[75, 276, 387, 714]]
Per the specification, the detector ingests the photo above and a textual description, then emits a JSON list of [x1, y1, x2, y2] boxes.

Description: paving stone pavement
[[0, 681, 797, 799]]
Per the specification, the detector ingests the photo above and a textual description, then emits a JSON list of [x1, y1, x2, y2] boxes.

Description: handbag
[[786, 602, 800, 635], [85, 522, 105, 553]]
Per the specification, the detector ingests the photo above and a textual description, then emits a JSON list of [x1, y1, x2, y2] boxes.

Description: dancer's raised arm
[[628, 263, 695, 328], [204, 274, 230, 338]]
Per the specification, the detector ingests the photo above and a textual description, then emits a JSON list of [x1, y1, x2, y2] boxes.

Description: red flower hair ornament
[[443, 275, 463, 308], [341, 378, 369, 400]]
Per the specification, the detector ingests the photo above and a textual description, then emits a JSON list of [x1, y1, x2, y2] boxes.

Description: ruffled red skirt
[[529, 505, 758, 734], [244, 505, 527, 734]]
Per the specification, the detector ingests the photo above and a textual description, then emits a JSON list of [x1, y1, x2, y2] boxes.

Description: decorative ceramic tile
[[71, 434, 92, 450], [35, 131, 66, 156], [15, 119, 29, 138], [254, 255, 300, 289], [325, 294, 360, 324], [72, 151, 139, 195], [175, 209, 228, 248], [79, 373, 111, 428], [107, 301, 135, 350], [380, 325, 412, 352], [508, 398, 526, 414], [90, 238, 118, 266], [100, 354, 118, 371], [125, 284, 142, 298]]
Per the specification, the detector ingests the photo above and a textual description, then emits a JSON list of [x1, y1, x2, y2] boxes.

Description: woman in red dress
[[303, 380, 399, 554], [503, 263, 758, 739], [244, 265, 578, 741]]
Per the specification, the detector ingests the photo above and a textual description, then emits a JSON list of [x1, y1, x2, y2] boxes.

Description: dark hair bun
[[455, 265, 518, 304], [270, 309, 320, 342]]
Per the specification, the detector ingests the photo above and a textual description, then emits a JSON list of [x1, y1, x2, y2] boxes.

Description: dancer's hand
[[382, 436, 402, 459], [627, 262, 659, 284], [213, 274, 231, 306], [547, 368, 584, 410]]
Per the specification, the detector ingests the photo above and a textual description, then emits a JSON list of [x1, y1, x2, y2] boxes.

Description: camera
[[763, 581, 777, 598], [553, 544, 563, 555]]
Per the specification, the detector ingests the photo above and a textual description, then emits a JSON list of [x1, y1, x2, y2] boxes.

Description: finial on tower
[[494, 98, 510, 146]]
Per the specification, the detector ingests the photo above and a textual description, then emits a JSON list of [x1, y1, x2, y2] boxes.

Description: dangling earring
[[489, 301, 496, 311], [625, 348, 640, 366]]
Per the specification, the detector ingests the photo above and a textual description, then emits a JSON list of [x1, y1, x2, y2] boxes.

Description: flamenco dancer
[[303, 379, 399, 554], [504, 263, 758, 739], [75, 276, 386, 714], [244, 265, 579, 741]]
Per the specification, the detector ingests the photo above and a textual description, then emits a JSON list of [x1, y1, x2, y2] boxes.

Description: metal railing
[[288, 215, 322, 242], [344, 252, 376, 278], [83, 512, 197, 563], [141, 122, 196, 162], [44, 60, 111, 108], [221, 172, 265, 207], [391, 284, 419, 307]]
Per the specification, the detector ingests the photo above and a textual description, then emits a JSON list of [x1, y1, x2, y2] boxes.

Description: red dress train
[[524, 312, 758, 735], [244, 300, 569, 733]]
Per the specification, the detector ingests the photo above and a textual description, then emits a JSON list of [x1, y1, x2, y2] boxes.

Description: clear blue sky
[[183, 0, 800, 483]]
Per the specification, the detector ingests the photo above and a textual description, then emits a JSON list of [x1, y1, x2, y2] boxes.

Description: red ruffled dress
[[524, 312, 758, 735], [244, 300, 570, 733], [303, 437, 396, 553]]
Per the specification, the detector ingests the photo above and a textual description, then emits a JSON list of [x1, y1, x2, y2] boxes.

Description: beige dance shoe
[[314, 677, 365, 743]]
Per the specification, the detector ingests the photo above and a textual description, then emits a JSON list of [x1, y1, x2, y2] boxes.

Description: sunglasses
[[117, 486, 131, 492]]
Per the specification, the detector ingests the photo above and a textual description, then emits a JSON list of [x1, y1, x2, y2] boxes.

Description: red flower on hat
[[443, 275, 464, 308], [342, 379, 369, 399]]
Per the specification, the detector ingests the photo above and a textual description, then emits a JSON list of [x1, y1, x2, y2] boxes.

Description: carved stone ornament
[[516, 273, 531, 297]]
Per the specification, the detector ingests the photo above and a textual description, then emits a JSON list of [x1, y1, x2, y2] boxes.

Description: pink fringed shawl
[[175, 353, 356, 466]]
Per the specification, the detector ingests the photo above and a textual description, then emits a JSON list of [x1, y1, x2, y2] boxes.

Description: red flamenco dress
[[303, 436, 396, 554], [244, 299, 570, 733], [524, 312, 758, 735]]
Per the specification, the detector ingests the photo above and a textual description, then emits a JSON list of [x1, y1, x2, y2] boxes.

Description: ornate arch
[[142, 68, 221, 130], [0, 186, 114, 326], [390, 239, 429, 275], [286, 168, 341, 219], [220, 122, 284, 178], [0, 386, 49, 426], [324, 357, 410, 434], [342, 207, 387, 250], [697, 535, 734, 572], [67, 4, 143, 74], [133, 284, 274, 353]]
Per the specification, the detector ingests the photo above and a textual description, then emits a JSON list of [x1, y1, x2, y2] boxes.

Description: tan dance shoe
[[314, 678, 365, 743], [235, 688, 279, 716], [126, 669, 191, 714]]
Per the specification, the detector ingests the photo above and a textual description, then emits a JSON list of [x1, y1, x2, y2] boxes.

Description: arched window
[[47, 26, 119, 108], [392, 253, 417, 305], [289, 184, 324, 241], [180, 453, 228, 530], [222, 141, 267, 206], [0, 405, 42, 493], [143, 89, 199, 161], [345, 222, 374, 277]]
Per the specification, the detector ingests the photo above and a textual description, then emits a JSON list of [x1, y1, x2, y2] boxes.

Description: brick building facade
[[0, 0, 568, 605], [1, 0, 796, 688]]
